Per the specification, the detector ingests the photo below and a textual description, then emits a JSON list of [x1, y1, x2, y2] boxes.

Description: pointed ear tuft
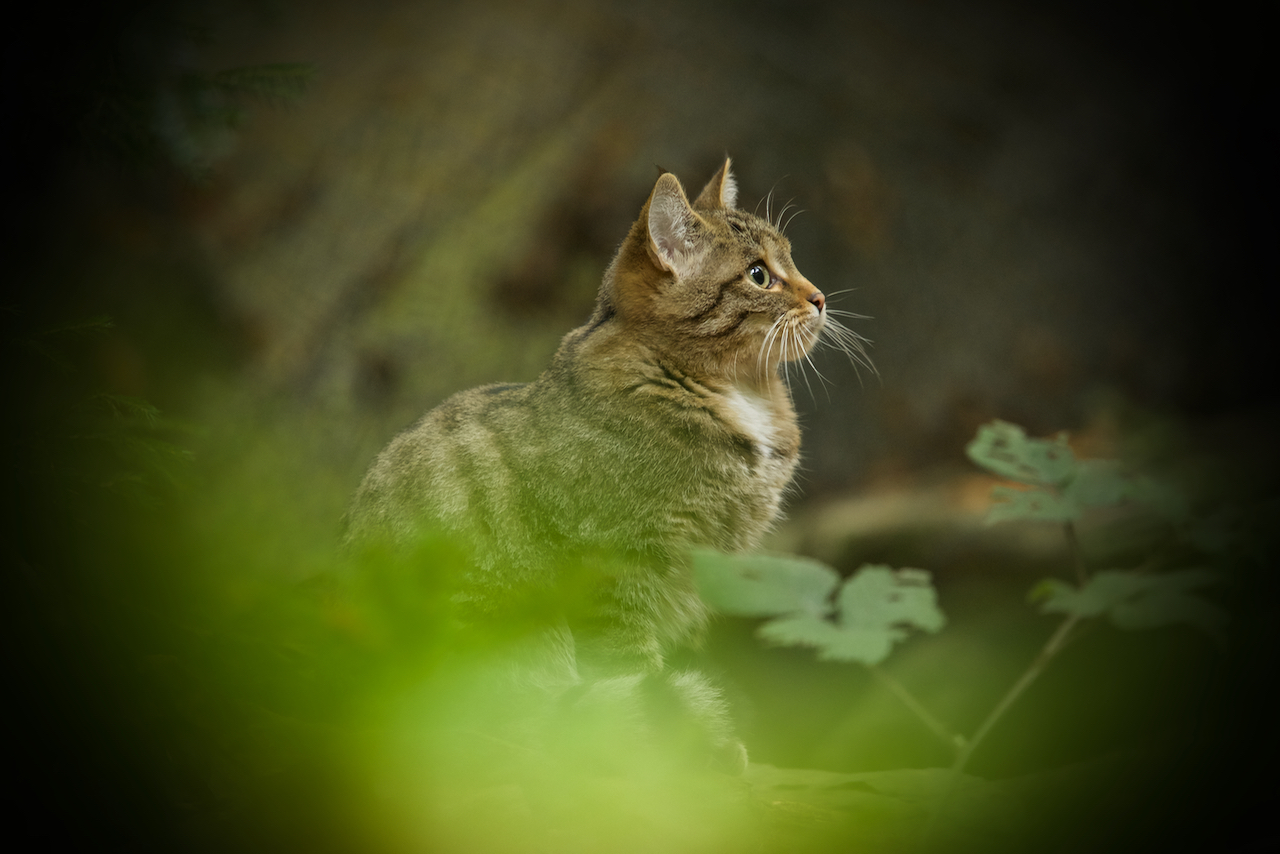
[[647, 173, 702, 275], [693, 156, 738, 211]]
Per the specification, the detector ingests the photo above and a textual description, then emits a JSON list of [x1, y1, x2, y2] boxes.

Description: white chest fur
[[722, 388, 778, 459]]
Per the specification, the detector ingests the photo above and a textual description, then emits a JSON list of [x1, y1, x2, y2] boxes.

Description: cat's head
[[599, 158, 828, 386]]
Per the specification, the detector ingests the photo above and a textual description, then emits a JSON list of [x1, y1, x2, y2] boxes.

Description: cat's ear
[[646, 173, 704, 276], [693, 157, 738, 211]]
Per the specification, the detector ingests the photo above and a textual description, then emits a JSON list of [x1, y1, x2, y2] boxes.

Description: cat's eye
[[747, 263, 771, 287]]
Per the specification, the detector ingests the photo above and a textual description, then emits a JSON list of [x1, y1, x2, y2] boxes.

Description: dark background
[[4, 1, 1273, 851]]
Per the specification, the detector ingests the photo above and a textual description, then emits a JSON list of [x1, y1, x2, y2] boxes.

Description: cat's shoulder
[[402, 381, 532, 431]]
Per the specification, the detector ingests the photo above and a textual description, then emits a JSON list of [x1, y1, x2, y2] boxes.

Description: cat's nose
[[808, 291, 825, 312]]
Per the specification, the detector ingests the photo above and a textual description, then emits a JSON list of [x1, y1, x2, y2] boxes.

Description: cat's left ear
[[693, 157, 738, 211], [647, 173, 705, 276]]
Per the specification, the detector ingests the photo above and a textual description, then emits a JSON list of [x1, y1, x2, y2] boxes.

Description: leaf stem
[[865, 664, 964, 755], [954, 614, 1078, 772], [922, 613, 1081, 844], [1064, 520, 1088, 585]]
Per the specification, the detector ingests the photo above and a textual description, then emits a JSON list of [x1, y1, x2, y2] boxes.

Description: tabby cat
[[345, 158, 859, 772]]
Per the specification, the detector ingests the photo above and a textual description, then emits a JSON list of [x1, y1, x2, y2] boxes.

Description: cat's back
[[345, 380, 536, 545]]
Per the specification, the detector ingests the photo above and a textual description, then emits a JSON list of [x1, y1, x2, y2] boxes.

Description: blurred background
[[4, 0, 1272, 851]]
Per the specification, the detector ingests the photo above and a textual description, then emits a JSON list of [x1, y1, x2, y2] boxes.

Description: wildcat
[[345, 158, 861, 773]]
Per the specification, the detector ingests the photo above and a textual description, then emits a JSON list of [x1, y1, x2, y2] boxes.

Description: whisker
[[818, 315, 879, 385], [755, 295, 877, 395], [757, 315, 786, 382], [822, 288, 858, 300], [774, 200, 795, 231], [774, 320, 789, 373], [825, 327, 875, 370], [777, 322, 790, 388], [765, 317, 784, 367], [773, 323, 783, 386], [792, 322, 817, 403], [802, 346, 832, 402], [805, 322, 835, 394], [781, 208, 806, 234], [786, 329, 798, 390], [824, 308, 872, 320], [786, 319, 802, 389]]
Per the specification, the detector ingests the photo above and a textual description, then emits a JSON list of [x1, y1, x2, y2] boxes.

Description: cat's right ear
[[646, 173, 704, 276], [693, 157, 738, 211]]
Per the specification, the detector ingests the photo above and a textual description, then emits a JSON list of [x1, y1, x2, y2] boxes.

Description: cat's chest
[[719, 388, 791, 463]]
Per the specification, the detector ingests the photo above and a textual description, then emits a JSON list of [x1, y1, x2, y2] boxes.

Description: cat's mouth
[[755, 308, 824, 373], [797, 308, 827, 354]]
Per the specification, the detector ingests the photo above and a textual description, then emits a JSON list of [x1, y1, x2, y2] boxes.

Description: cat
[[345, 157, 862, 774]]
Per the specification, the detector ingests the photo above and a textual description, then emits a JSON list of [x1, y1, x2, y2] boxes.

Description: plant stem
[[922, 613, 1081, 844], [1064, 520, 1088, 585], [865, 664, 964, 754], [952, 614, 1078, 773]]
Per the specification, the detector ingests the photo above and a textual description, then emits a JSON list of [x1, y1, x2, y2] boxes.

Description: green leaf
[[1063, 459, 1128, 508], [691, 550, 839, 617], [1032, 572, 1150, 618], [755, 566, 945, 665], [1109, 589, 1228, 641], [966, 420, 1075, 486], [985, 485, 1078, 524], [758, 613, 906, 665], [1033, 569, 1226, 641], [1062, 462, 1189, 522], [695, 556, 945, 665], [838, 566, 946, 635]]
